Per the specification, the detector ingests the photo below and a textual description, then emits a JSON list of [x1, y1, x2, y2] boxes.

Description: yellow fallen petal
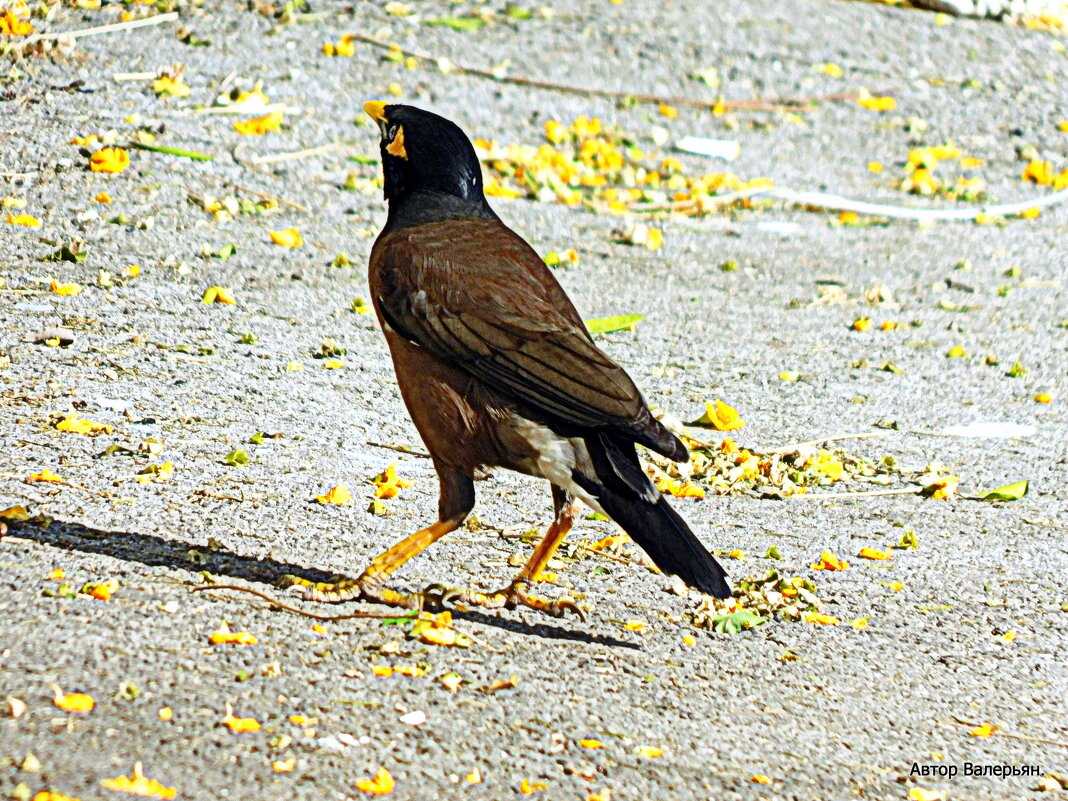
[[802, 611, 839, 626], [694, 399, 744, 431], [33, 791, 81, 801], [909, 789, 947, 801], [849, 616, 869, 630], [811, 550, 848, 571], [578, 738, 603, 749], [222, 713, 260, 733], [201, 285, 236, 305], [5, 212, 41, 227], [751, 774, 772, 784], [356, 768, 395, 795], [53, 687, 94, 714], [152, 74, 191, 97], [371, 665, 394, 678], [857, 89, 896, 111], [232, 110, 284, 136], [27, 468, 63, 483], [970, 722, 997, 738], [634, 745, 664, 758], [50, 280, 83, 297], [89, 147, 131, 174], [1034, 392, 1053, 403], [0, 9, 35, 35], [518, 779, 548, 795], [56, 416, 113, 435], [857, 547, 890, 561], [100, 762, 176, 799], [316, 484, 351, 505], [209, 621, 258, 646], [269, 227, 303, 248], [157, 706, 173, 722]]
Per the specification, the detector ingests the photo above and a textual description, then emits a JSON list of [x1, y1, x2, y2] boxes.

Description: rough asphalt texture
[[1, 1, 1067, 799]]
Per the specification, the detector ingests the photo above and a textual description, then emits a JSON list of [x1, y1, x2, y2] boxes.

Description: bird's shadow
[[7, 517, 638, 650]]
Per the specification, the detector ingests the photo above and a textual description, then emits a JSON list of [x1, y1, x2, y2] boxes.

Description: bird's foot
[[423, 580, 586, 621], [278, 573, 421, 609]]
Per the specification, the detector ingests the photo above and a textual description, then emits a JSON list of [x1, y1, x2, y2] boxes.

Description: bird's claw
[[421, 580, 586, 621], [418, 582, 465, 611]]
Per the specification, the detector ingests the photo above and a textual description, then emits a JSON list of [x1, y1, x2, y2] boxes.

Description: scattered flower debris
[[99, 762, 176, 799]]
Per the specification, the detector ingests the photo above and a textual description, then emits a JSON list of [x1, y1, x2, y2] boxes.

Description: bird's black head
[[364, 101, 486, 206]]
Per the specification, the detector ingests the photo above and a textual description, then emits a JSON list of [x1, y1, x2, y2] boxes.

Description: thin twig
[[193, 103, 301, 116], [219, 179, 308, 212], [366, 441, 431, 459], [349, 34, 864, 113], [190, 583, 409, 620], [18, 12, 178, 47], [578, 545, 634, 565], [757, 186, 1068, 221], [190, 583, 501, 651], [761, 431, 889, 455], [588, 186, 768, 218], [789, 487, 922, 500], [250, 143, 348, 166]]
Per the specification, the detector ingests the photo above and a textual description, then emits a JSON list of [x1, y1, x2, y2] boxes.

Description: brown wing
[[370, 218, 650, 432]]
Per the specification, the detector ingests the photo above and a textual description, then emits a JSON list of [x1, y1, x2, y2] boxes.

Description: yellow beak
[[363, 100, 388, 123]]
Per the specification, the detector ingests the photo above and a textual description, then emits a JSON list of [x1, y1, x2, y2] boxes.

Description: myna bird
[[287, 102, 731, 617]]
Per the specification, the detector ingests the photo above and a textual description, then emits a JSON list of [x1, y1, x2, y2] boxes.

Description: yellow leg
[[281, 518, 460, 608], [282, 463, 474, 608]]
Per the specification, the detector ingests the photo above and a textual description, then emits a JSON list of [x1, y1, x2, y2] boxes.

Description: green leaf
[[332, 251, 351, 268], [130, 142, 213, 161], [1007, 361, 1028, 378], [249, 431, 265, 445], [504, 4, 533, 19], [225, 449, 250, 466], [423, 16, 484, 31], [349, 154, 378, 165], [214, 243, 237, 260], [979, 480, 1028, 502], [711, 610, 767, 634], [586, 511, 610, 521], [238, 332, 258, 345], [764, 545, 782, 560], [895, 529, 919, 550], [379, 612, 418, 627], [586, 314, 645, 334], [46, 243, 87, 263]]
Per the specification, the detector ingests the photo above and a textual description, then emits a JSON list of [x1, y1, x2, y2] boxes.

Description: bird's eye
[[387, 124, 399, 141]]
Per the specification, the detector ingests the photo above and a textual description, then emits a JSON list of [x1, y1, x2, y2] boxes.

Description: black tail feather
[[594, 489, 731, 598], [577, 432, 731, 598]]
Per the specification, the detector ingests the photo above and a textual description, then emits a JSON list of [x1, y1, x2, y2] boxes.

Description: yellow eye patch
[[386, 125, 407, 159]]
